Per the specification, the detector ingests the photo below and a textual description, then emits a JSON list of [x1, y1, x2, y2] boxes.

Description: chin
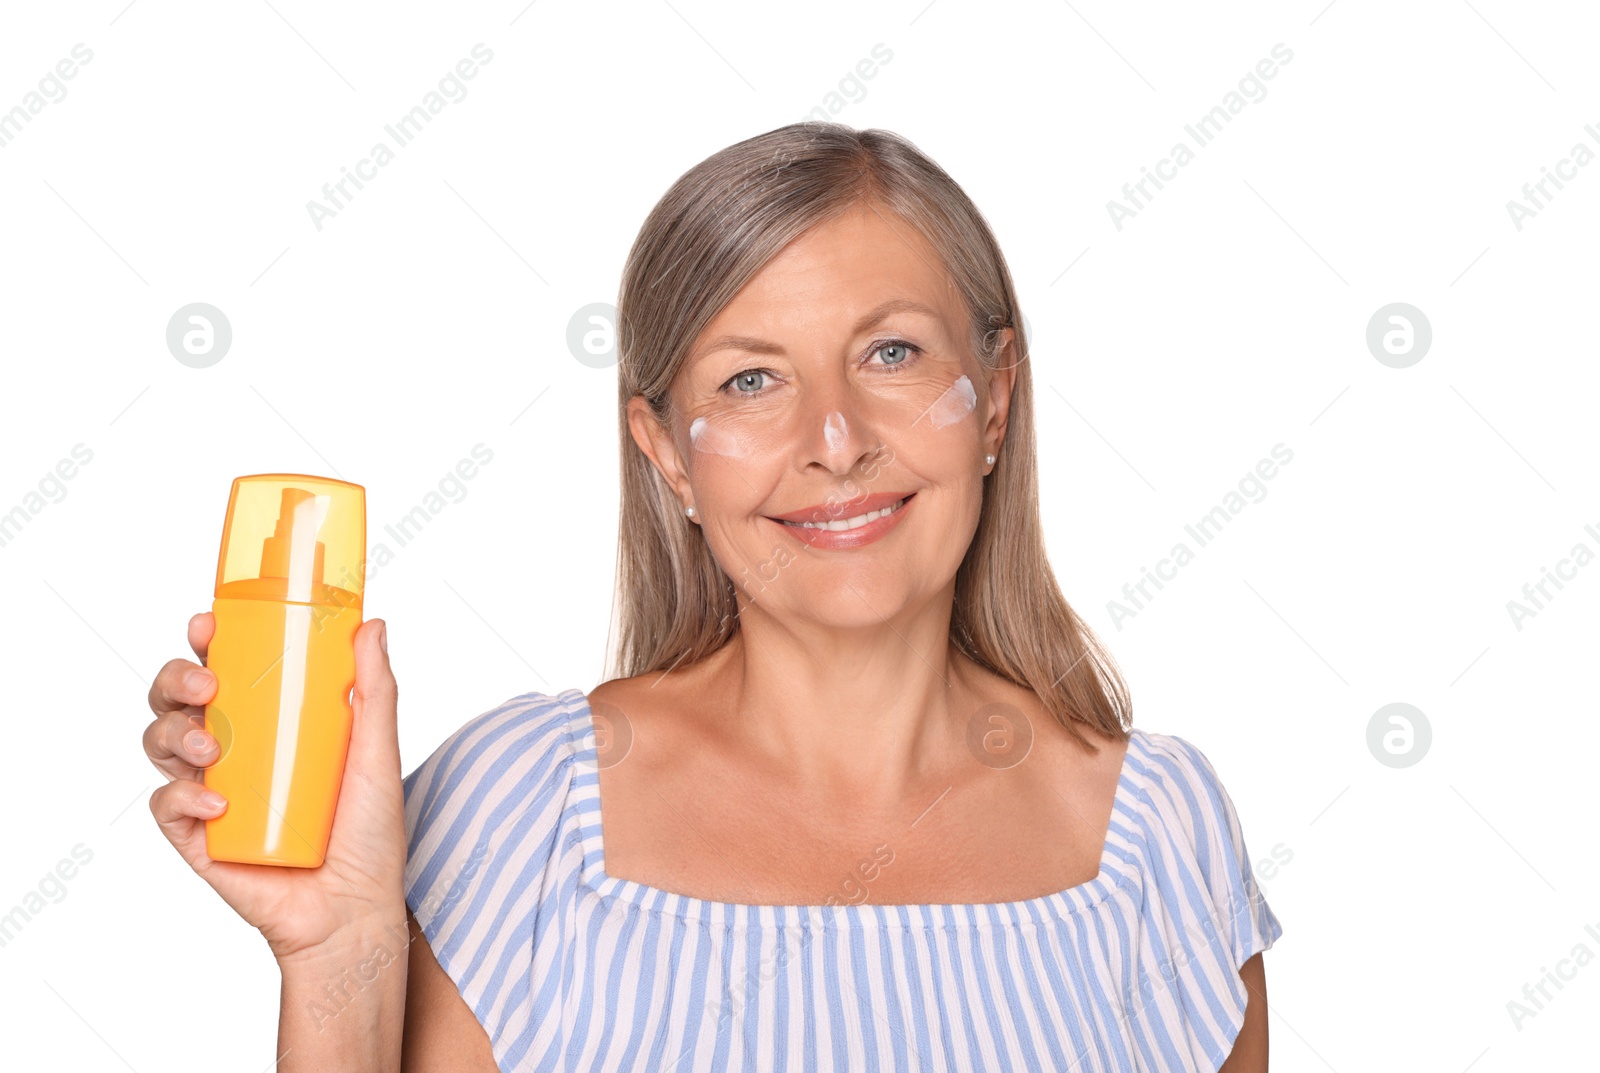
[[748, 572, 931, 626]]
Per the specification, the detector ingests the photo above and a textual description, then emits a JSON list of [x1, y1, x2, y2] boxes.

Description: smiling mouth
[[775, 494, 913, 531]]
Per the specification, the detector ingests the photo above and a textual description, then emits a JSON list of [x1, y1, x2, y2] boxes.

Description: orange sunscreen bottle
[[203, 474, 366, 867]]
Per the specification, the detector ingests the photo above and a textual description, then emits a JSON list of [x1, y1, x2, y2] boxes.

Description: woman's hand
[[143, 612, 408, 964]]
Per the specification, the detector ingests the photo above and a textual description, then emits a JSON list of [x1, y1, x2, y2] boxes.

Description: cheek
[[923, 375, 977, 429], [689, 415, 752, 459]]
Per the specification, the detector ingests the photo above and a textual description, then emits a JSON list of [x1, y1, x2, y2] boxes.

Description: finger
[[188, 611, 215, 664], [143, 709, 220, 781], [349, 618, 401, 779], [149, 777, 228, 868], [148, 657, 216, 718]]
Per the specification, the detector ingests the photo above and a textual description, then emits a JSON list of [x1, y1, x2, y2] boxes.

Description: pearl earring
[[985, 454, 996, 466], [685, 505, 696, 518]]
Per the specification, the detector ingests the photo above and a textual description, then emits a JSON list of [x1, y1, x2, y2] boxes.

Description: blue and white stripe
[[403, 689, 1282, 1072]]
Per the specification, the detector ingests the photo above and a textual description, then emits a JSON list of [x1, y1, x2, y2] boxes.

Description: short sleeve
[[1159, 733, 1284, 968], [1127, 731, 1284, 1069], [401, 689, 578, 1067]]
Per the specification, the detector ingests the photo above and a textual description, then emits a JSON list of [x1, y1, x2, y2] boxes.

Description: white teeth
[[782, 496, 907, 531]]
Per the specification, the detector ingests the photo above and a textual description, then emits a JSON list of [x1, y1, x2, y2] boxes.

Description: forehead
[[702, 202, 965, 337]]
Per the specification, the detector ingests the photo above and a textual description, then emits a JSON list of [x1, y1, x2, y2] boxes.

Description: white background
[[1, 0, 1596, 1068]]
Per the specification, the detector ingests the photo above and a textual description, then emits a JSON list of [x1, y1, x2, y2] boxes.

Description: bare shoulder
[[401, 905, 498, 1072], [1022, 695, 1131, 819], [584, 673, 659, 719], [958, 658, 1131, 779], [582, 665, 720, 772], [586, 655, 728, 746], [585, 673, 686, 753]]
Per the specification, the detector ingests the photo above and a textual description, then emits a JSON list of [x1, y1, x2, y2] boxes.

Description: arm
[[273, 906, 498, 1071], [275, 913, 411, 1072], [401, 905, 500, 1071], [1218, 952, 1268, 1073]]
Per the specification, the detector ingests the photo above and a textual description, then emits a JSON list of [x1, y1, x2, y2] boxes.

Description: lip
[[765, 490, 915, 525], [765, 491, 916, 550]]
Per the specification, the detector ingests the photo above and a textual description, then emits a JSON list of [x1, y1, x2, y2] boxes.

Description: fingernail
[[187, 670, 211, 693], [185, 730, 210, 754], [379, 623, 388, 655], [199, 790, 227, 811]]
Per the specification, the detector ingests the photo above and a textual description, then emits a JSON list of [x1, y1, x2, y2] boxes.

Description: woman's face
[[628, 200, 1016, 628]]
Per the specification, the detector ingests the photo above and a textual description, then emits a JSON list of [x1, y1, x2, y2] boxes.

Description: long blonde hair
[[605, 121, 1131, 748]]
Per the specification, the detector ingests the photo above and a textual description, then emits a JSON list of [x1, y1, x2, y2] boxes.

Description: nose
[[795, 384, 883, 478]]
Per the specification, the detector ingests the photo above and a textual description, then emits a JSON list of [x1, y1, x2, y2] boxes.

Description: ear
[[980, 327, 1017, 458], [626, 394, 694, 507]]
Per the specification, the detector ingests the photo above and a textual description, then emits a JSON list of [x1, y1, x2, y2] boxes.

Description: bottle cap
[[214, 474, 366, 609]]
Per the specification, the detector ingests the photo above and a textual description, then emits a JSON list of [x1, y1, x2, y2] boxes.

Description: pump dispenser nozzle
[[213, 476, 361, 609], [257, 487, 330, 598]]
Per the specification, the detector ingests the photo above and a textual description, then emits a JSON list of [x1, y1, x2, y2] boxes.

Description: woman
[[143, 121, 1282, 1071]]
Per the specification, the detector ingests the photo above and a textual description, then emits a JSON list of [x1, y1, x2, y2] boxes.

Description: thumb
[[349, 617, 400, 777]]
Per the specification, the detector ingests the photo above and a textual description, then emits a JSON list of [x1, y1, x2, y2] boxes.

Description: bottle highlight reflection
[[204, 475, 365, 867]]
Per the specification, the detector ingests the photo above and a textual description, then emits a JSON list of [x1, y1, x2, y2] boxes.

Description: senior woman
[[143, 121, 1282, 1071]]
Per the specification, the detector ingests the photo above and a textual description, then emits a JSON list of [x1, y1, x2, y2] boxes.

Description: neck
[[701, 586, 985, 806]]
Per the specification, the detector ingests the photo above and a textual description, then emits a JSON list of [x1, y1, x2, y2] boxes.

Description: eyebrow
[[691, 297, 944, 363]]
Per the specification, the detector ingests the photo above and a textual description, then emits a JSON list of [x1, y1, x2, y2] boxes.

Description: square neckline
[[565, 688, 1146, 929]]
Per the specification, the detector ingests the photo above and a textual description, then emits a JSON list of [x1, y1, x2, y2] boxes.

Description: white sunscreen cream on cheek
[[689, 415, 749, 459], [926, 375, 977, 428]]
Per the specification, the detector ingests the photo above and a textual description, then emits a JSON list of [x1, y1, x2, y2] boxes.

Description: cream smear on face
[[926, 375, 977, 428], [823, 411, 848, 451], [689, 415, 748, 458]]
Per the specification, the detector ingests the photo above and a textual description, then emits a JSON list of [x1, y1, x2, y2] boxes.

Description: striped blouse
[[402, 688, 1283, 1072]]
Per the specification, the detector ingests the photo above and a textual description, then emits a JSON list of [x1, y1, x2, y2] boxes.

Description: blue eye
[[872, 339, 921, 368], [724, 369, 768, 394]]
